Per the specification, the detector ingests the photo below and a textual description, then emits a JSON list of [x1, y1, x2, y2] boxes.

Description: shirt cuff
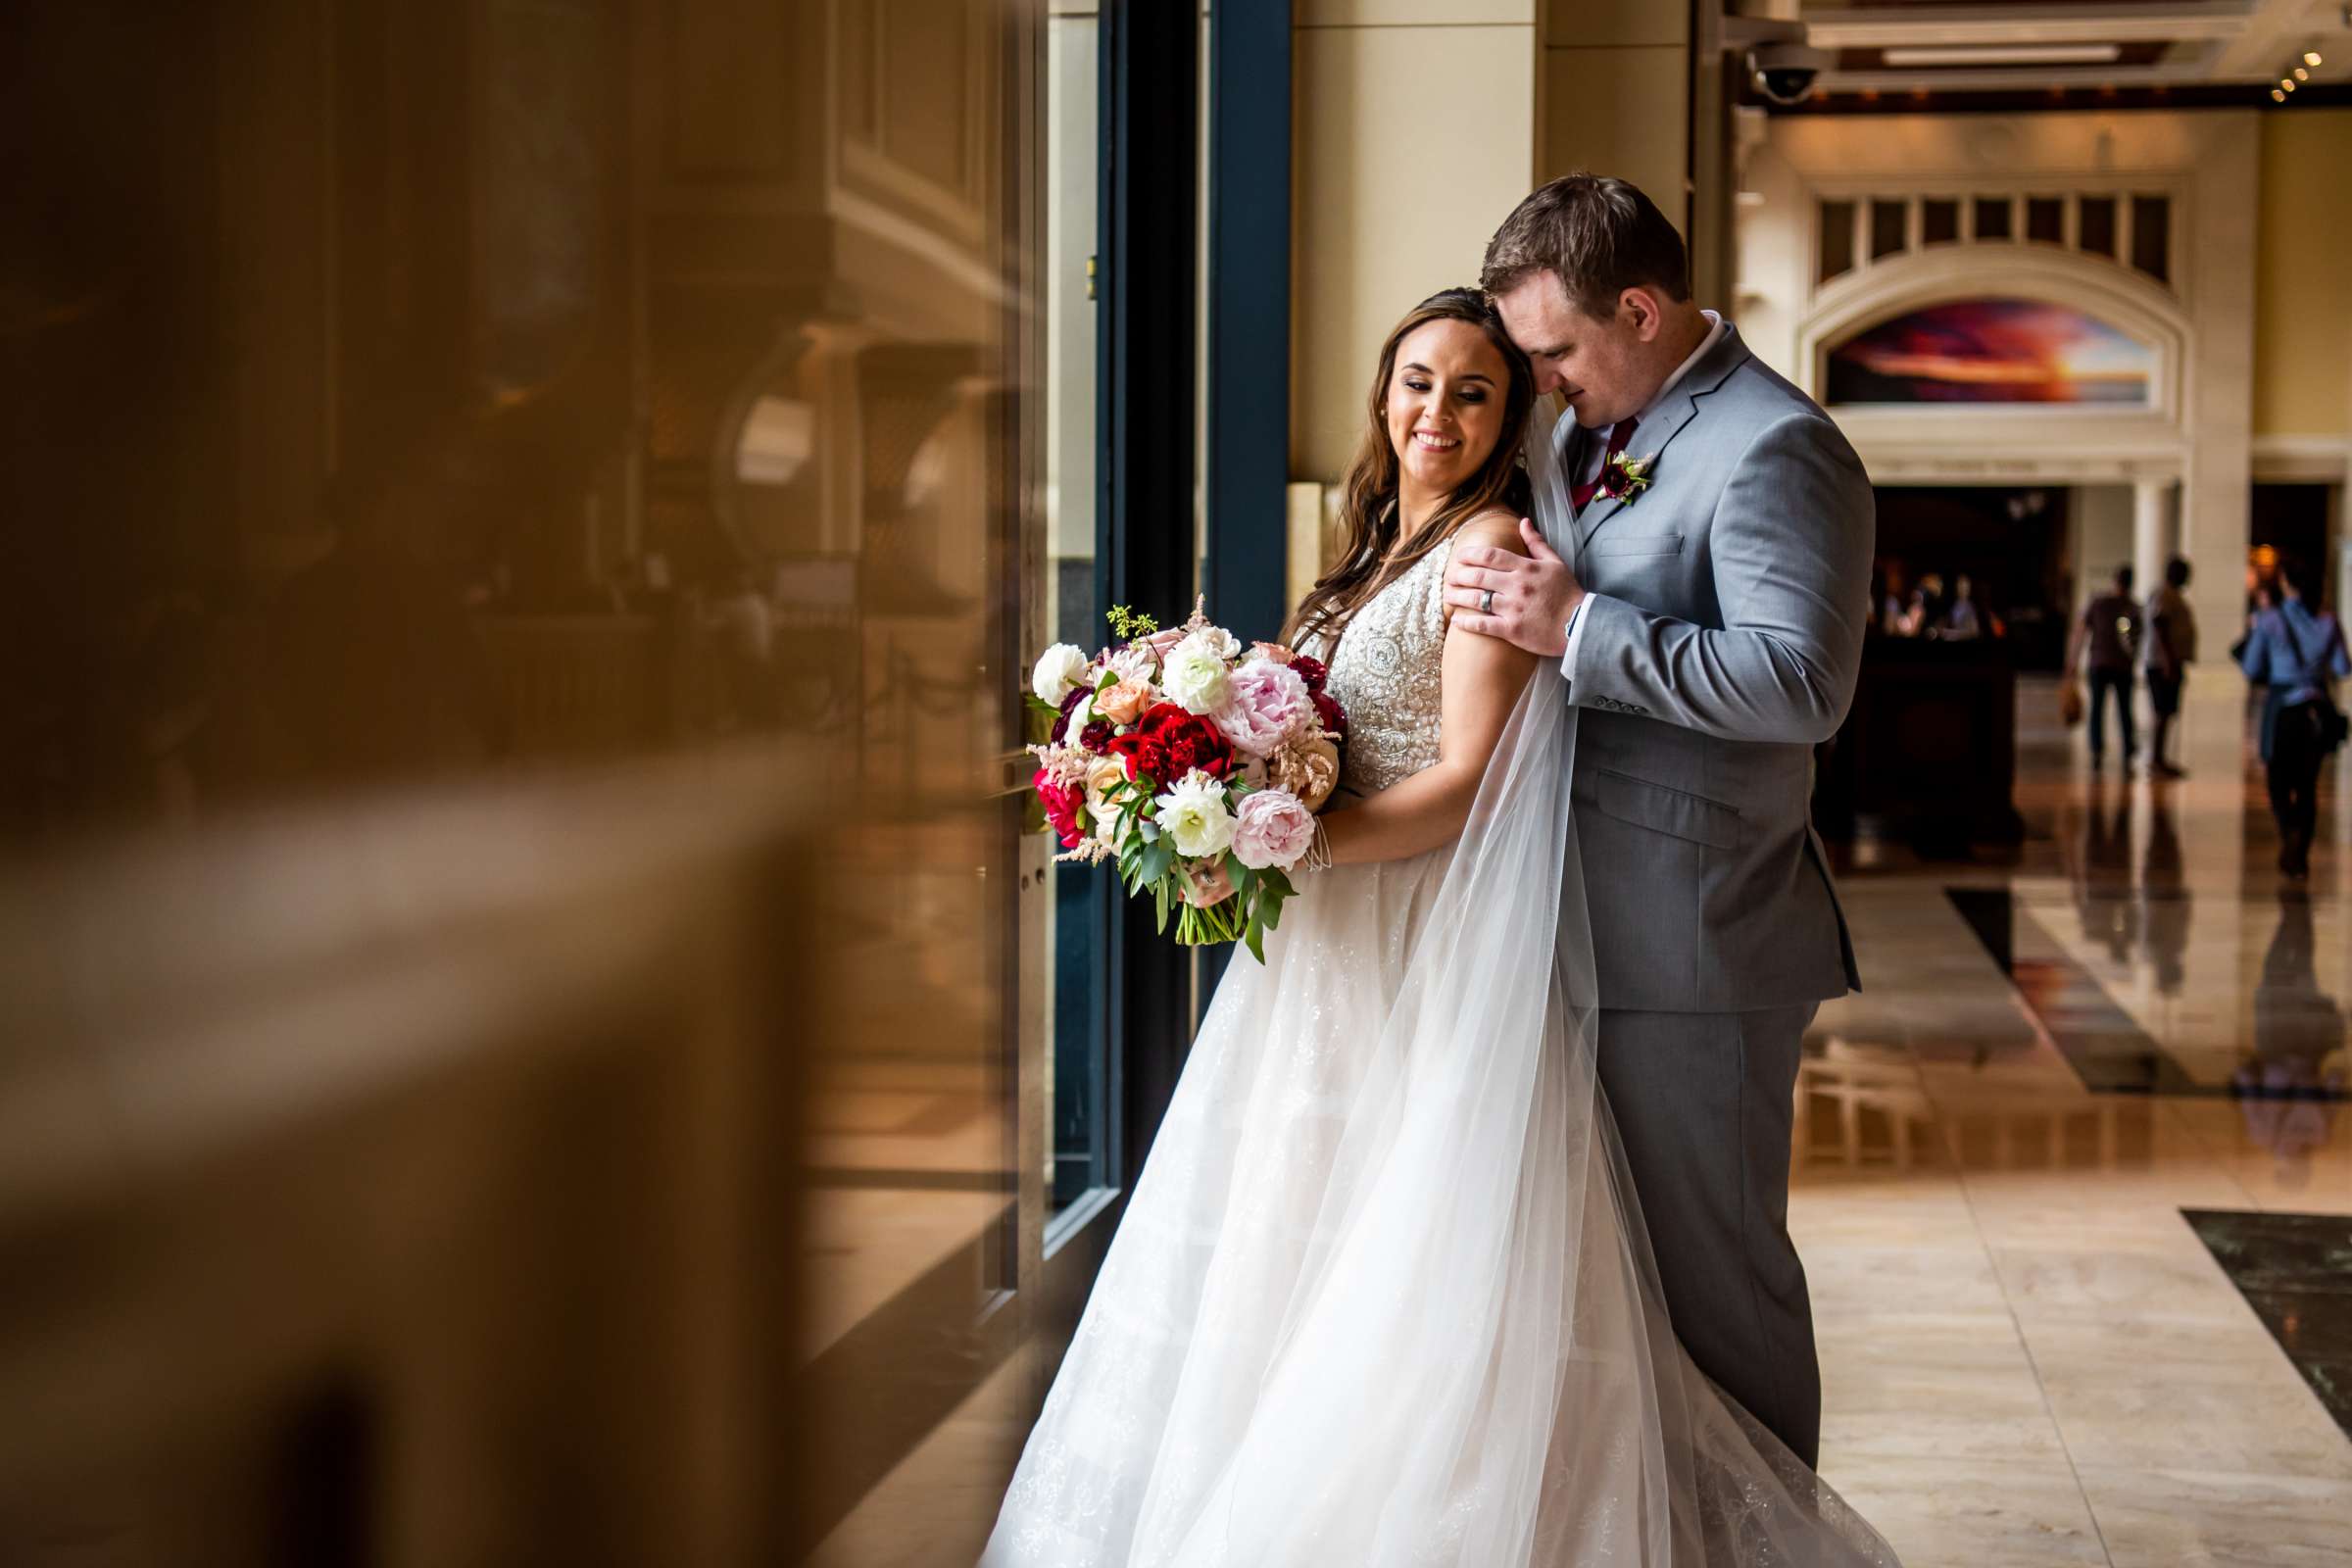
[[1559, 597, 1591, 690]]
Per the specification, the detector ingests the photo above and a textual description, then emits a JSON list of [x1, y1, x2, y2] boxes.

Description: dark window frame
[[1094, 0, 1204, 1200]]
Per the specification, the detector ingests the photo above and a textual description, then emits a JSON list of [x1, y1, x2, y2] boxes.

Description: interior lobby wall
[[2075, 484, 2135, 609], [2253, 109, 2352, 448], [1290, 0, 1538, 487], [1738, 110, 2258, 663], [1538, 0, 1690, 231]]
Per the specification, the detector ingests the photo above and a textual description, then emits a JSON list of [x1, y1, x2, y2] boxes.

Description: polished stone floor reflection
[[817, 675, 2352, 1567], [1797, 675, 2352, 1567]]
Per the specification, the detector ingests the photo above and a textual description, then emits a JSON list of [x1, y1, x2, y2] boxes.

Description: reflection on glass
[[2131, 193, 2171, 284], [1818, 200, 1856, 283], [1044, 8, 1108, 1215], [1869, 197, 1906, 261], [2077, 195, 2117, 259], [2, 0, 1039, 1558]]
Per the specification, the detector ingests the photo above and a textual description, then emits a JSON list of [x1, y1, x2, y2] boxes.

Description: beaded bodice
[[1313, 540, 1452, 795]]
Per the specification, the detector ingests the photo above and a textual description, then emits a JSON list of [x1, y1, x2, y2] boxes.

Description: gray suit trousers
[[1595, 1004, 1821, 1469]]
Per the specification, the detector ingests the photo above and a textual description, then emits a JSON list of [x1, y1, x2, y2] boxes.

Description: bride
[[980, 288, 1898, 1566]]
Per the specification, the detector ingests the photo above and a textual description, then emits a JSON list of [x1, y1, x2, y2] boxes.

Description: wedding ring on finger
[[1479, 589, 1495, 616]]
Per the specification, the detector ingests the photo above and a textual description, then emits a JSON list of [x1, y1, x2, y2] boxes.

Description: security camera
[[1748, 42, 1833, 106]]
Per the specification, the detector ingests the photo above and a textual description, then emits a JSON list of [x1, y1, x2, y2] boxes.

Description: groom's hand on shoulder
[[1445, 517, 1583, 659]]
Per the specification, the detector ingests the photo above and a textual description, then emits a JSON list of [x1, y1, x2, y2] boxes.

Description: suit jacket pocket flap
[[1587, 531, 1683, 558], [1593, 769, 1740, 850]]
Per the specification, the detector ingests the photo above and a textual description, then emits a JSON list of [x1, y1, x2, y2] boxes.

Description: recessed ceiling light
[[2306, 51, 2324, 67], [1882, 43, 2123, 68], [2273, 87, 2287, 100], [2283, 77, 2298, 90], [2295, 67, 2310, 80]]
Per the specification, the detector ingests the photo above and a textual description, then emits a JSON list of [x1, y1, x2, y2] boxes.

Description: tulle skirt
[[978, 833, 1899, 1567]]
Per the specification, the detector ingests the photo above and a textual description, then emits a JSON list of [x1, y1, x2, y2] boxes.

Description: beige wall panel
[[1735, 139, 1807, 376], [2074, 485, 2134, 607], [1540, 47, 1690, 225], [1298, 0, 1534, 25], [1292, 23, 1537, 483], [1543, 0, 1688, 48], [2253, 110, 2352, 439]]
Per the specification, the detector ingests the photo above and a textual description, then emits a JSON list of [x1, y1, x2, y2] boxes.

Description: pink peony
[[1231, 789, 1316, 870], [1211, 658, 1314, 760]]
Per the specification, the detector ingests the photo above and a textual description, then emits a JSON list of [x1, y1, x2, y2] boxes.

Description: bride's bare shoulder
[[1453, 508, 1531, 560]]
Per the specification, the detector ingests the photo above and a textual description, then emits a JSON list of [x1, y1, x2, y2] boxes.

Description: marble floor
[[811, 671, 2352, 1566], [1796, 673, 2352, 1566]]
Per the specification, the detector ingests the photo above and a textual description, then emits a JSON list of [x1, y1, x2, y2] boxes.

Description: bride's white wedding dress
[[981, 427, 1899, 1567]]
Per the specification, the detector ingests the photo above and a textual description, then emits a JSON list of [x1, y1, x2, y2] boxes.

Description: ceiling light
[[2283, 76, 2298, 90], [1881, 43, 2123, 68], [2306, 51, 2324, 67], [2296, 67, 2310, 80], [2273, 86, 2287, 100]]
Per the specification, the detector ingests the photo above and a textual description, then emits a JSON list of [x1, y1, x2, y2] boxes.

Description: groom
[[1445, 172, 1872, 1468]]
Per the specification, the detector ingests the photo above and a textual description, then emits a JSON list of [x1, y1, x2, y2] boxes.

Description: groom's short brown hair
[[1481, 172, 1690, 321]]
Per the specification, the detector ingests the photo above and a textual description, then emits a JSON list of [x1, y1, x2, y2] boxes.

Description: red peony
[[1289, 654, 1329, 694], [1311, 690, 1348, 740], [1107, 702, 1234, 786], [1106, 735, 1169, 783]]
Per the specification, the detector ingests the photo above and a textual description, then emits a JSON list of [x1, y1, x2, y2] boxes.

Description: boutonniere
[[1599, 449, 1659, 504]]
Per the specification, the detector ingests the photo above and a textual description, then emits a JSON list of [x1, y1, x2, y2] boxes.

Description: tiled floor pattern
[[814, 674, 2352, 1564], [2186, 1209, 2352, 1443], [1797, 676, 2352, 1566]]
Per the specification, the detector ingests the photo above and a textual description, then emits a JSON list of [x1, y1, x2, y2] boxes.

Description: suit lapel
[[1574, 324, 1753, 556], [1552, 405, 1586, 473]]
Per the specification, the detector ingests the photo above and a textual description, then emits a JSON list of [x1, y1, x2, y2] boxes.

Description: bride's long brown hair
[[1281, 287, 1536, 651]]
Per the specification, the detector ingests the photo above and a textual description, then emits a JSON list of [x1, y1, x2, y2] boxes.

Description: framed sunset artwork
[[1826, 298, 2155, 407]]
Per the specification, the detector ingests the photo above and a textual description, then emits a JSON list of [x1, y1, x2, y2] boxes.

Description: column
[[2132, 476, 2176, 606], [2076, 485, 2133, 607], [1292, 1, 1539, 488], [1541, 1, 1691, 238], [2183, 114, 2258, 668]]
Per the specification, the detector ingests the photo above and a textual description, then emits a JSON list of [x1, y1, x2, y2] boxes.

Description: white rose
[[1083, 755, 1128, 838], [1031, 643, 1090, 704], [1153, 771, 1236, 859], [1161, 633, 1232, 715]]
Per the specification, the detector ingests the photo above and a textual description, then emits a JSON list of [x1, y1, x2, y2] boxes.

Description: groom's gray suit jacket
[[1563, 323, 1871, 1014]]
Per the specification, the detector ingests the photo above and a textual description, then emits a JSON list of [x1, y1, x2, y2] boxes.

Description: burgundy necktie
[[1572, 417, 1639, 513]]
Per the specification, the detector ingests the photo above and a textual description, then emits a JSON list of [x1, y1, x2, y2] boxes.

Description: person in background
[[2066, 564, 2141, 771], [1941, 573, 1984, 642], [2143, 556, 2197, 779], [2239, 554, 2348, 879], [1877, 565, 1909, 637]]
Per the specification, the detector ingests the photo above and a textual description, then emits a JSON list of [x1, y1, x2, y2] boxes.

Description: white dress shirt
[[1560, 311, 1726, 680]]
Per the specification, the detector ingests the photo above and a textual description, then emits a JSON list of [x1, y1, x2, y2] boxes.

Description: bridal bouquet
[[1025, 601, 1348, 957]]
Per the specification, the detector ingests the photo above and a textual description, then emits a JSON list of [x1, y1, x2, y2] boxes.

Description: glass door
[[1042, 2, 1111, 1226]]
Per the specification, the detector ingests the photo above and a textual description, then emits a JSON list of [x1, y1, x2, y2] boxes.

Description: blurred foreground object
[[0, 756, 816, 1564]]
